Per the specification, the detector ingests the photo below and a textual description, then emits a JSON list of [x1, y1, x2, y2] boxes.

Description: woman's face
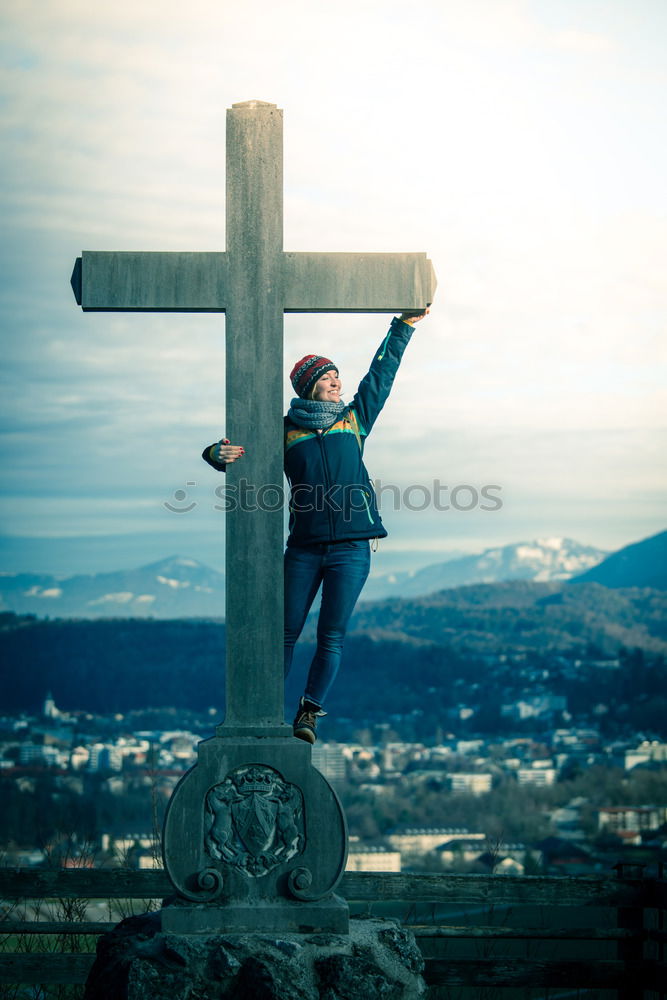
[[312, 369, 342, 402]]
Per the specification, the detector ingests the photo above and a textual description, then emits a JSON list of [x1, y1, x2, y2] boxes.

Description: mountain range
[[0, 531, 663, 619]]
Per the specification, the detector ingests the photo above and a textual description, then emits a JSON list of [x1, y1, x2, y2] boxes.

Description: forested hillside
[[2, 581, 665, 737], [350, 580, 667, 655]]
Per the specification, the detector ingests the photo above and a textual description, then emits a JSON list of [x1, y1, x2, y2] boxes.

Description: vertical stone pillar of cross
[[223, 101, 286, 734]]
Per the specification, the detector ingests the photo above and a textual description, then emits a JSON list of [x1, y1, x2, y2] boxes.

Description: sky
[[1, 0, 665, 576]]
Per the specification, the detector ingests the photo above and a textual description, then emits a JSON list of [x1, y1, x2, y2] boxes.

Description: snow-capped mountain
[[361, 538, 608, 601], [0, 556, 225, 619]]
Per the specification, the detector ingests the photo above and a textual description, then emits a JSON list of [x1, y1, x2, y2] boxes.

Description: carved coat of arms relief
[[204, 764, 305, 878]]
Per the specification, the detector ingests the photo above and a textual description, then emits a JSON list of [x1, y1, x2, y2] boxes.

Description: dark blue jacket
[[203, 316, 414, 546]]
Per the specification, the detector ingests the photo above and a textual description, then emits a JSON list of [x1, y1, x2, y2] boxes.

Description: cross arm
[[70, 252, 229, 311], [283, 252, 437, 313]]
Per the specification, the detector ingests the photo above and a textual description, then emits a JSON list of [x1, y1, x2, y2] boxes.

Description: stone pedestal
[[84, 912, 426, 1000], [161, 731, 349, 933]]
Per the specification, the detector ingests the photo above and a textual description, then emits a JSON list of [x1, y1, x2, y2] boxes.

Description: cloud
[[1, 0, 666, 568], [554, 28, 615, 53]]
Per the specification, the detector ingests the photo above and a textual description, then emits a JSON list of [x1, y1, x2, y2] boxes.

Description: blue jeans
[[284, 540, 371, 709]]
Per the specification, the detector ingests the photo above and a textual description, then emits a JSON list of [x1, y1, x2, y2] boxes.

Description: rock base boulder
[[84, 911, 426, 1000]]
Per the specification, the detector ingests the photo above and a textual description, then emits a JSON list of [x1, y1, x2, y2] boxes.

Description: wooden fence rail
[[1, 868, 665, 996]]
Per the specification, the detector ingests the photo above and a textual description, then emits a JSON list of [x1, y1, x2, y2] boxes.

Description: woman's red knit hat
[[290, 355, 339, 398]]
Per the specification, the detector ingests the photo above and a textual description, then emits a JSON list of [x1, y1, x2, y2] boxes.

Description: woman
[[203, 309, 428, 743]]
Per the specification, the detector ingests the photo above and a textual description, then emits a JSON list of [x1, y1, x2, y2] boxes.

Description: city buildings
[[1, 696, 666, 876]]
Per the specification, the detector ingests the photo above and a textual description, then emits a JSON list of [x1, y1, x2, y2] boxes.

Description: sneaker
[[293, 697, 327, 744]]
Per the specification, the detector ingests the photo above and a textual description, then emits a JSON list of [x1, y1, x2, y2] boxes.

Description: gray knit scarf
[[287, 398, 346, 430]]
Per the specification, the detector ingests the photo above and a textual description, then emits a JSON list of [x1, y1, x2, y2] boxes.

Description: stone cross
[[72, 99, 436, 933], [71, 100, 436, 734]]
